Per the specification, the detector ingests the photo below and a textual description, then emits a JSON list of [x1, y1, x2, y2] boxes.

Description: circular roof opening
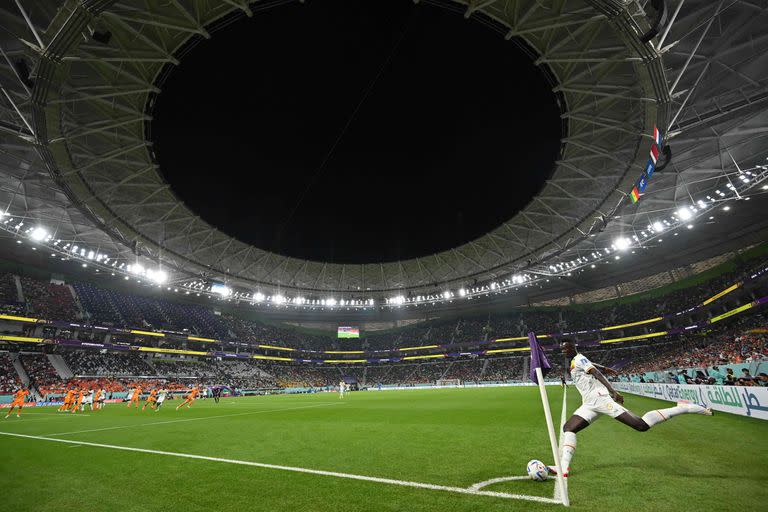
[[152, 0, 562, 264]]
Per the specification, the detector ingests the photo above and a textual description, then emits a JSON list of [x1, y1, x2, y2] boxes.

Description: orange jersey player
[[93, 389, 102, 410], [141, 389, 158, 411], [59, 389, 75, 412], [70, 389, 85, 413], [5, 388, 30, 418], [127, 386, 142, 408], [175, 387, 199, 410]]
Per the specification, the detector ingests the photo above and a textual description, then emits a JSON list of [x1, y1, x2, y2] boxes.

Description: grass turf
[[1, 387, 766, 511]]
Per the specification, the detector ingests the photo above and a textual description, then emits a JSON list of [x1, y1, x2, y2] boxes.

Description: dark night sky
[[152, 0, 562, 264]]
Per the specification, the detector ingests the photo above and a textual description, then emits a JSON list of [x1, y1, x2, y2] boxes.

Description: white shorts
[[574, 395, 627, 423]]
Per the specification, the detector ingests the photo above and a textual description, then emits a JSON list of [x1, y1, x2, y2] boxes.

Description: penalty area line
[[44, 402, 342, 437], [6, 412, 91, 416], [0, 431, 560, 504]]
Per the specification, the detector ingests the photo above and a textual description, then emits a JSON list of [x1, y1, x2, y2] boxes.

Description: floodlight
[[30, 227, 48, 241], [677, 207, 693, 220], [614, 237, 631, 251]]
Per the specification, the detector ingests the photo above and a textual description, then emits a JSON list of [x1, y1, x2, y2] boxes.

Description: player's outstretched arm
[[592, 363, 619, 377], [587, 367, 623, 404]]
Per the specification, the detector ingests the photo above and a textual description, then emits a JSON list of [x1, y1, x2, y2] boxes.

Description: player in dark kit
[[213, 386, 221, 404]]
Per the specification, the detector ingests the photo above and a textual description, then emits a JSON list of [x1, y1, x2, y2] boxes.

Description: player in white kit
[[154, 389, 167, 412], [338, 381, 345, 399], [81, 389, 94, 412], [554, 340, 712, 477]]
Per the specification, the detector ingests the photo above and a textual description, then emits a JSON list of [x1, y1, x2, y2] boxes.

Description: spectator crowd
[[1, 254, 767, 397]]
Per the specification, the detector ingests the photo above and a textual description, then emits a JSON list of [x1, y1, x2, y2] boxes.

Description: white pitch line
[[44, 402, 342, 437], [3, 411, 91, 416], [0, 431, 561, 504], [468, 475, 556, 491], [1, 417, 84, 424], [467, 475, 535, 491]]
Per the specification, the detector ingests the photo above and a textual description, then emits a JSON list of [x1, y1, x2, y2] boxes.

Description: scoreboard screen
[[337, 326, 360, 339]]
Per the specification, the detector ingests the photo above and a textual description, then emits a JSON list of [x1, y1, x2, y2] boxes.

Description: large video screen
[[337, 326, 360, 339]]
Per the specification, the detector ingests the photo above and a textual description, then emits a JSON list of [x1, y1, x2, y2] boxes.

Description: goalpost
[[435, 378, 461, 387]]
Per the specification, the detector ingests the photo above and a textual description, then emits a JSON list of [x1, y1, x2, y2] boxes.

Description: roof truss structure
[[0, 0, 765, 303]]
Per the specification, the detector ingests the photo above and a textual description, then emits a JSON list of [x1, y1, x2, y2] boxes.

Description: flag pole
[[535, 367, 569, 507], [559, 383, 568, 447], [557, 381, 569, 505]]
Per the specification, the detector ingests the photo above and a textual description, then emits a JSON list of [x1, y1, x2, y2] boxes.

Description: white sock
[[641, 403, 703, 428], [560, 431, 577, 471]]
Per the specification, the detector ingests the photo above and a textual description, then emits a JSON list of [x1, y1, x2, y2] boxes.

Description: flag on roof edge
[[638, 174, 649, 193], [645, 158, 655, 179], [650, 143, 660, 164]]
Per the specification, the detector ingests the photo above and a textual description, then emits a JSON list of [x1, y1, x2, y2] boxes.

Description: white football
[[526, 459, 549, 481]]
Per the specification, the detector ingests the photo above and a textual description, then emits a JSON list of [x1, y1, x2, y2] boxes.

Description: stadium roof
[[1, 0, 767, 306]]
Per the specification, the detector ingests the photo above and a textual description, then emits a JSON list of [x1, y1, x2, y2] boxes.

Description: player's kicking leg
[[615, 400, 712, 432], [553, 400, 712, 477]]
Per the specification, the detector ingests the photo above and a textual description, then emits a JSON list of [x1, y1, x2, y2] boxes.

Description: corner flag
[[529, 331, 569, 506], [528, 332, 550, 384]]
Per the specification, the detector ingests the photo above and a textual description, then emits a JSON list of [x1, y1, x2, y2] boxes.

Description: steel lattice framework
[[0, 0, 766, 303]]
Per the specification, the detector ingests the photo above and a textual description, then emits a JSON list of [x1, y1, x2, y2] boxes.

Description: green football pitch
[[1, 387, 766, 511]]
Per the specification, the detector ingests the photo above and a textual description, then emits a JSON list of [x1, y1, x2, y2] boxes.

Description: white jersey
[[98, 389, 106, 401], [156, 392, 167, 403], [84, 391, 94, 404], [570, 353, 610, 403]]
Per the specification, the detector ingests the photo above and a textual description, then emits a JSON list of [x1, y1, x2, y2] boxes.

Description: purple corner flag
[[529, 331, 550, 384]]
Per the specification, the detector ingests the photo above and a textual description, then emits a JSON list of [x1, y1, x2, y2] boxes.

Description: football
[[526, 459, 550, 481]]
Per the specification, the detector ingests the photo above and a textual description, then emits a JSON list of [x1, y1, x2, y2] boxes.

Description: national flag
[[637, 173, 649, 193], [653, 125, 662, 146], [528, 332, 550, 384], [645, 158, 655, 178], [630, 186, 640, 203], [650, 143, 660, 164]]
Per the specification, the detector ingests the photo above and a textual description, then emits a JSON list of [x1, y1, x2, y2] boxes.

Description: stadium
[[0, 0, 767, 510]]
